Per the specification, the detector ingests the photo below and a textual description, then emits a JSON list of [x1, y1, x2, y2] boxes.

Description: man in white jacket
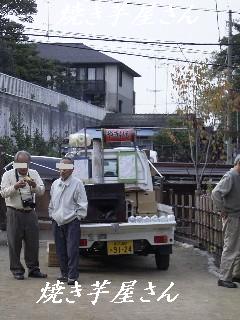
[[49, 157, 88, 285]]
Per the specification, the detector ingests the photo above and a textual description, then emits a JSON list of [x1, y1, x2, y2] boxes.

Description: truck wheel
[[155, 252, 170, 270]]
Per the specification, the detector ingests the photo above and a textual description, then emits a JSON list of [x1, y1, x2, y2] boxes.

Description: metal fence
[[0, 72, 107, 120]]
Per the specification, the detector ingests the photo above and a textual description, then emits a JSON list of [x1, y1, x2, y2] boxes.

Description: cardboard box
[[137, 191, 158, 215], [47, 242, 59, 267]]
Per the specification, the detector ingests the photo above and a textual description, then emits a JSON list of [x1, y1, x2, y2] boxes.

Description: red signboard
[[103, 129, 135, 143]]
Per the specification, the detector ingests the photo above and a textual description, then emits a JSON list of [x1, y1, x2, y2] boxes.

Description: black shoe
[[232, 277, 240, 283], [57, 276, 68, 282], [14, 274, 24, 280], [67, 279, 78, 286], [218, 279, 237, 288], [28, 270, 47, 278]]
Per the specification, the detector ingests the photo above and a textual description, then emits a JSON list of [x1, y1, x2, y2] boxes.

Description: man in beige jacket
[[1, 150, 47, 280], [212, 154, 240, 288]]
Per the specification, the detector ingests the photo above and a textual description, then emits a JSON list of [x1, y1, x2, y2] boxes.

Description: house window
[[88, 68, 95, 80], [119, 69, 122, 87], [96, 67, 104, 80], [77, 67, 104, 81], [119, 100, 122, 113], [78, 68, 87, 80]]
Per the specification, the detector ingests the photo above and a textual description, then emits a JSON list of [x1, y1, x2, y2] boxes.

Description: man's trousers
[[52, 218, 80, 280], [219, 215, 240, 281], [6, 207, 40, 275]]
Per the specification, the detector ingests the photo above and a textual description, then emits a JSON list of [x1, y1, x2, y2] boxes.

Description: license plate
[[107, 240, 134, 255]]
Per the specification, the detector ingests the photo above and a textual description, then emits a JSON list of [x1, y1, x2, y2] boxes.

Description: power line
[[24, 27, 215, 54], [21, 30, 240, 62], [21, 31, 240, 46], [3, 28, 240, 63], [91, 42, 240, 65], [89, 0, 240, 15], [21, 38, 233, 68], [91, 42, 212, 57]]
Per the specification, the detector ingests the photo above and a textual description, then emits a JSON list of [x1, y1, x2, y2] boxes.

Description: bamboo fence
[[167, 189, 223, 261]]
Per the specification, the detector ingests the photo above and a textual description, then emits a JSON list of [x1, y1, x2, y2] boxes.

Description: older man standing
[[0, 150, 47, 280], [49, 157, 88, 285], [212, 154, 240, 288]]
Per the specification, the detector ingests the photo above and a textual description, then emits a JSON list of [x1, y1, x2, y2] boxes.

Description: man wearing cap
[[0, 150, 47, 280], [49, 157, 88, 285], [212, 154, 240, 288]]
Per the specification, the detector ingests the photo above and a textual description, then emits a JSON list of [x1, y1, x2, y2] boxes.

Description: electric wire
[[89, 0, 240, 15], [24, 27, 215, 55], [21, 38, 234, 68]]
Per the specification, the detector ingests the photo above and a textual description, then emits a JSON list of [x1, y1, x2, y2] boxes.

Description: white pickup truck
[[67, 144, 176, 270]]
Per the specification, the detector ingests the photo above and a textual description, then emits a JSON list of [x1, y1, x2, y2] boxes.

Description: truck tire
[[155, 252, 170, 270]]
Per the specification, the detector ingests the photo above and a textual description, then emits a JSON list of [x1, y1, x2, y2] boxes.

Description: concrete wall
[[0, 92, 101, 140]]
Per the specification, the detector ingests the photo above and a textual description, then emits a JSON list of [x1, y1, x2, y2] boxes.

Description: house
[[36, 43, 140, 114]]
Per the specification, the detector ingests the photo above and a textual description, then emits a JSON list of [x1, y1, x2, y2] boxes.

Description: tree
[[10, 113, 32, 151], [171, 63, 233, 191], [153, 117, 190, 162], [212, 22, 240, 91], [0, 0, 37, 75], [0, 2, 72, 94], [211, 22, 240, 152], [6, 113, 60, 157], [0, 0, 37, 42], [13, 42, 63, 87]]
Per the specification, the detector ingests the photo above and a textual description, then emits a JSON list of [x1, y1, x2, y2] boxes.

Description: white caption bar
[[56, 163, 74, 170], [13, 163, 28, 169]]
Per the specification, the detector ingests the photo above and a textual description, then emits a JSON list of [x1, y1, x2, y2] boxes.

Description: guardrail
[[0, 72, 107, 120]]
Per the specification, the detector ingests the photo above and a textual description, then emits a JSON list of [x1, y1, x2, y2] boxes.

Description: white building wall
[[105, 65, 134, 114], [118, 71, 134, 113], [105, 65, 118, 112]]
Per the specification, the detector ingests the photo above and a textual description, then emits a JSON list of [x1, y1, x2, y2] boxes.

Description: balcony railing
[[77, 80, 105, 93]]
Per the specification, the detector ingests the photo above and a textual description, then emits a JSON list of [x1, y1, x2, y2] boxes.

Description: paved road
[[0, 234, 240, 320]]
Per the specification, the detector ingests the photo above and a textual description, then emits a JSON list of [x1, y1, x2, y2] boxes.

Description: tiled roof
[[36, 43, 140, 77], [100, 113, 180, 128]]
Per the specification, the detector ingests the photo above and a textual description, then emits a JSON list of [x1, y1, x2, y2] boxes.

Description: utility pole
[[226, 10, 233, 164]]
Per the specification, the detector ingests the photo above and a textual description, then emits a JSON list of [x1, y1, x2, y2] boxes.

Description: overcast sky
[[24, 0, 240, 114]]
